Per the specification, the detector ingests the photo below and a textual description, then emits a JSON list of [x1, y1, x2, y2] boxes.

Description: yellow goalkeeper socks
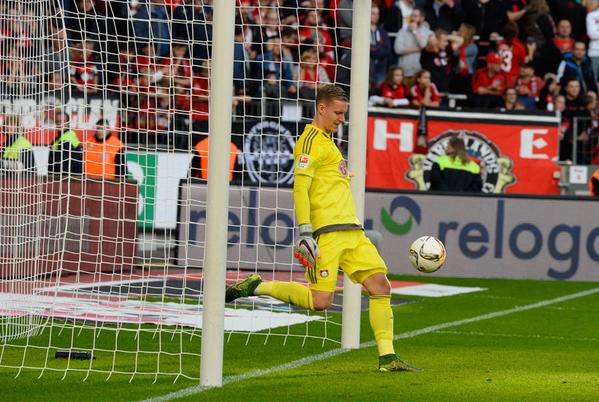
[[255, 281, 314, 310], [369, 295, 395, 356]]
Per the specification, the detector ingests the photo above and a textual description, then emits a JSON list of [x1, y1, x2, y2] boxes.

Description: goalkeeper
[[226, 84, 420, 372]]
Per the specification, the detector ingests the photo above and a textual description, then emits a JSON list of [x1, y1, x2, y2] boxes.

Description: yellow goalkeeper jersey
[[293, 124, 361, 235]]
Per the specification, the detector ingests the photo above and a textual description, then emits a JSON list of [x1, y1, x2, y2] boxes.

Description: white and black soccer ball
[[408, 236, 446, 273]]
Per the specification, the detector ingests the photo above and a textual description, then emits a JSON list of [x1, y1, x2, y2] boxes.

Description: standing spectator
[[423, 0, 464, 33], [586, 2, 599, 77], [68, 40, 99, 95], [497, 22, 528, 88], [554, 19, 574, 54], [563, 79, 584, 109], [462, 0, 508, 41], [421, 29, 451, 99], [298, 9, 333, 54], [450, 23, 478, 97], [298, 49, 331, 100], [560, 80, 588, 161], [254, 36, 296, 98], [515, 63, 544, 109], [429, 136, 482, 192], [394, 8, 432, 82], [48, 111, 83, 176], [574, 92, 599, 164], [518, 0, 554, 59], [549, 0, 587, 41], [370, 5, 392, 87], [233, 25, 251, 96], [84, 120, 125, 180], [0, 115, 36, 174], [500, 87, 526, 110], [131, 0, 171, 57], [369, 66, 410, 107], [410, 69, 441, 107], [472, 52, 506, 108], [172, 0, 212, 66], [556, 41, 598, 94]]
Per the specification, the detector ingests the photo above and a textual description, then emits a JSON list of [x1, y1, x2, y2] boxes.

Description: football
[[408, 236, 446, 273]]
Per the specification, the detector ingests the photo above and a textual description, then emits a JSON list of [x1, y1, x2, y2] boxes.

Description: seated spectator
[[429, 136, 482, 192], [410, 69, 441, 108], [423, 0, 464, 33], [394, 7, 432, 83], [557, 41, 598, 94], [587, 2, 599, 77], [161, 41, 193, 90], [537, 72, 560, 110], [500, 87, 526, 110], [449, 23, 478, 97], [298, 49, 331, 101], [515, 63, 544, 109], [554, 19, 574, 54], [370, 5, 392, 87], [421, 29, 451, 99], [48, 111, 83, 176], [497, 22, 528, 88], [472, 52, 506, 108], [84, 119, 125, 180], [254, 36, 296, 98], [0, 115, 36, 174], [369, 66, 410, 107]]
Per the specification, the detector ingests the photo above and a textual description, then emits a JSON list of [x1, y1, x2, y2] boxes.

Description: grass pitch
[[1, 275, 598, 401]]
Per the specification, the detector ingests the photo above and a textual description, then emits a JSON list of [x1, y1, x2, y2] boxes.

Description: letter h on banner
[[373, 119, 414, 152]]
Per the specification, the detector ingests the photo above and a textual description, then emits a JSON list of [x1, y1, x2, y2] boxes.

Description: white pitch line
[[436, 330, 599, 342], [143, 287, 599, 402]]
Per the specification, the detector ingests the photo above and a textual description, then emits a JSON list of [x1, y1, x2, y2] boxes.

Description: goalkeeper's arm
[[293, 174, 320, 280]]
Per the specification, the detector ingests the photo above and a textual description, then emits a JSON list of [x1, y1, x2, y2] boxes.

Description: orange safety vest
[[194, 137, 238, 182], [84, 134, 124, 179], [589, 169, 599, 196]]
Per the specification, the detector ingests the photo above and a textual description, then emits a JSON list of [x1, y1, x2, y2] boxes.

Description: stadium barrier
[[177, 182, 599, 282], [0, 177, 138, 278]]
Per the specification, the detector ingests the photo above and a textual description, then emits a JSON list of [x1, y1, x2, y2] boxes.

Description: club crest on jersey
[[319, 270, 329, 278], [338, 160, 348, 176], [297, 154, 310, 169]]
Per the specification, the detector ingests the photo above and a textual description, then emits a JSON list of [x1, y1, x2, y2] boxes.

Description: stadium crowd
[[2, 0, 599, 163]]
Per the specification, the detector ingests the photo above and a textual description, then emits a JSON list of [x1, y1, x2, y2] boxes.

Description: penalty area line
[[143, 287, 599, 402]]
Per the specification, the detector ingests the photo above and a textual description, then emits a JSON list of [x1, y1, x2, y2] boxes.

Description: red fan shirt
[[497, 38, 526, 87], [515, 75, 544, 97], [410, 83, 440, 104], [472, 68, 506, 95], [380, 83, 410, 100]]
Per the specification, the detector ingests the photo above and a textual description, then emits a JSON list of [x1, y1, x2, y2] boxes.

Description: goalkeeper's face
[[318, 99, 348, 133]]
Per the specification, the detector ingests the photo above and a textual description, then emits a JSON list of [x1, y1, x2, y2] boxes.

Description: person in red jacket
[[472, 52, 506, 108], [369, 66, 410, 107]]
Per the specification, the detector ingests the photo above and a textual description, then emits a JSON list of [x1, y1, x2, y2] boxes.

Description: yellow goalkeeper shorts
[[307, 230, 388, 292]]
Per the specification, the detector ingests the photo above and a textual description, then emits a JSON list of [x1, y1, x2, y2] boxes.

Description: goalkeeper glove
[[294, 224, 320, 283]]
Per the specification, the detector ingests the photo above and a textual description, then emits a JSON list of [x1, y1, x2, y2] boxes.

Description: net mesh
[[0, 0, 353, 380]]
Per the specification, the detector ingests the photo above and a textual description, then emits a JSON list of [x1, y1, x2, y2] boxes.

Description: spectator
[[394, 8, 432, 82], [233, 25, 251, 96], [563, 79, 584, 109], [0, 115, 36, 174], [172, 0, 212, 66], [369, 66, 410, 107], [68, 40, 99, 95], [472, 52, 506, 108], [518, 0, 554, 59], [423, 0, 464, 33], [298, 49, 331, 100], [370, 5, 392, 87], [47, 111, 83, 176], [462, 0, 508, 41], [557, 41, 598, 94], [449, 23, 477, 97], [554, 19, 574, 55], [337, 0, 354, 47], [189, 136, 238, 182], [500, 87, 526, 110], [586, 2, 599, 77], [161, 42, 193, 90], [574, 92, 599, 164], [298, 9, 333, 54], [550, 0, 587, 41], [515, 63, 544, 109], [421, 29, 451, 99], [131, 0, 171, 57], [410, 69, 441, 107], [378, 0, 409, 33], [429, 136, 482, 192], [497, 22, 529, 88], [253, 36, 296, 99], [84, 119, 125, 180], [538, 72, 560, 110]]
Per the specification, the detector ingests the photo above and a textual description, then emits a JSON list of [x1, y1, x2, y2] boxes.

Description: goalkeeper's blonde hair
[[316, 84, 348, 106]]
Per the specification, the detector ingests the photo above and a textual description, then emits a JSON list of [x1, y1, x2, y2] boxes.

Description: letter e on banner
[[520, 129, 549, 159], [373, 119, 414, 152]]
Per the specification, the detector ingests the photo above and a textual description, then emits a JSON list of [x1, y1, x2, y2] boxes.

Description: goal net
[[0, 0, 357, 381]]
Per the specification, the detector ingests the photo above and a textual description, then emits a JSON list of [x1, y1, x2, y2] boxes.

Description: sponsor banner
[[366, 108, 560, 194], [0, 293, 321, 332], [178, 183, 599, 281], [390, 282, 487, 297], [0, 177, 137, 278]]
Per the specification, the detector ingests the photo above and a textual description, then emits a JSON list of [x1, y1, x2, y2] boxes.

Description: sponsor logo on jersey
[[319, 269, 329, 278], [338, 159, 347, 176], [297, 154, 310, 169]]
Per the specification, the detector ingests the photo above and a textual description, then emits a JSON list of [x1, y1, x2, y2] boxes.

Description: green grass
[[1, 275, 598, 401]]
